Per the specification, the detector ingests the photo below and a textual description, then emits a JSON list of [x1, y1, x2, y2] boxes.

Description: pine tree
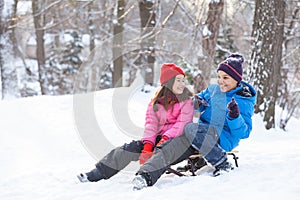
[[45, 30, 83, 95]]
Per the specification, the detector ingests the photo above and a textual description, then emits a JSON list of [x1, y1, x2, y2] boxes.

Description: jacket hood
[[226, 81, 256, 103]]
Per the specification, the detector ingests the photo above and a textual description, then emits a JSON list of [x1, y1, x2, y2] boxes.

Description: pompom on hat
[[160, 63, 185, 85], [217, 53, 244, 83]]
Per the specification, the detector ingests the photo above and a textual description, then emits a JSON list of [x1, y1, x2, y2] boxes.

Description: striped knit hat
[[217, 54, 244, 83]]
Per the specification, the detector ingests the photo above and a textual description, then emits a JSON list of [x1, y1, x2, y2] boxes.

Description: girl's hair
[[152, 76, 193, 111]]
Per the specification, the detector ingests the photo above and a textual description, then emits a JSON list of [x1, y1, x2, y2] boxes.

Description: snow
[[16, 1, 32, 15], [202, 25, 211, 37], [227, 55, 244, 63], [3, 0, 13, 17], [0, 87, 300, 200], [82, 34, 91, 46], [27, 34, 53, 45]]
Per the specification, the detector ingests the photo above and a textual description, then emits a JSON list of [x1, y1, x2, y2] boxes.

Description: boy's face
[[217, 70, 238, 92]]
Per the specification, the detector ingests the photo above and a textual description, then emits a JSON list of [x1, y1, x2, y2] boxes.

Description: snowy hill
[[0, 88, 299, 200]]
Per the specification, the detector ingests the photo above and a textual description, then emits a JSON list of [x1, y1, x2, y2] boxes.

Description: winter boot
[[212, 160, 234, 177], [77, 168, 103, 183], [132, 172, 153, 191], [132, 175, 148, 190], [176, 156, 207, 173]]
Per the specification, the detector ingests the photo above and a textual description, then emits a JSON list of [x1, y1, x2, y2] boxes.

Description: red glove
[[156, 136, 169, 147], [139, 143, 153, 165]]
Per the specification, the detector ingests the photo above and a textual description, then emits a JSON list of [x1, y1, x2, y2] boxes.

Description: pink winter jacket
[[142, 98, 194, 146]]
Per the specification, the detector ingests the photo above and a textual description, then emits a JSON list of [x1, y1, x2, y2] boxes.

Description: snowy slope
[[0, 88, 299, 200]]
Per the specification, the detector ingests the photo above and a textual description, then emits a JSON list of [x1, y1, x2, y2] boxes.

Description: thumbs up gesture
[[227, 98, 240, 118]]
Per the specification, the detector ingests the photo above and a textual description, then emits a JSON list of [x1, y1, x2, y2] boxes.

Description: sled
[[167, 150, 239, 177]]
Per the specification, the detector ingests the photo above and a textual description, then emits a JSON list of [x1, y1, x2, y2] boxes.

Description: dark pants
[[137, 123, 227, 186], [184, 123, 227, 166], [137, 135, 196, 186], [93, 136, 162, 180], [94, 140, 143, 179]]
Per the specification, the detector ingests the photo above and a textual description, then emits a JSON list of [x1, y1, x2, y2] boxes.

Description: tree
[[32, 0, 47, 95], [112, 0, 125, 87], [87, 1, 95, 52], [0, 0, 19, 99], [0, 0, 4, 99], [46, 30, 83, 95], [138, 0, 156, 85], [249, 0, 285, 129], [9, 0, 18, 57], [198, 0, 224, 87], [279, 3, 300, 129]]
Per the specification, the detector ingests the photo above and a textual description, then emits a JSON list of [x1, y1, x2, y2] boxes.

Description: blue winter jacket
[[196, 81, 257, 151]]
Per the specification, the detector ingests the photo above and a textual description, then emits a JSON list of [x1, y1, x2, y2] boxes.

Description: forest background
[[0, 0, 299, 130]]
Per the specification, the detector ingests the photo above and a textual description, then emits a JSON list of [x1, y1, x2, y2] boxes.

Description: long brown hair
[[152, 76, 193, 111]]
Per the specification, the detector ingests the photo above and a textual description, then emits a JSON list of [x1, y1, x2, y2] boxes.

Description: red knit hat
[[160, 63, 185, 85]]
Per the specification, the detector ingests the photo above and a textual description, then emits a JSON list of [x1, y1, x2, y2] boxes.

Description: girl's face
[[217, 70, 238, 92], [172, 74, 186, 95]]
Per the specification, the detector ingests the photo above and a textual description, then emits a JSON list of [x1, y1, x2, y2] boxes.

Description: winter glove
[[192, 95, 209, 110], [156, 135, 169, 147], [227, 97, 240, 119], [139, 143, 154, 165]]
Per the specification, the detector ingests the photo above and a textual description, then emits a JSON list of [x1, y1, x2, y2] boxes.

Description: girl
[[132, 54, 257, 190], [77, 63, 194, 182]]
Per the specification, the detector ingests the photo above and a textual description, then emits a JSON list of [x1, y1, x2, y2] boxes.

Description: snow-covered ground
[[0, 87, 299, 200]]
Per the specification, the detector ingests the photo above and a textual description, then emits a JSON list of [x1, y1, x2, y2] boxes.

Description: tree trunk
[[249, 0, 285, 129], [8, 0, 18, 57], [279, 6, 299, 129], [0, 0, 4, 99], [32, 0, 47, 94], [88, 1, 95, 52], [199, 0, 224, 87], [138, 0, 156, 85], [112, 0, 125, 87], [0, 0, 19, 99]]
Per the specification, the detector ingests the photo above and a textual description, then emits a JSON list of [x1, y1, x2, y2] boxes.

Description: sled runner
[[167, 150, 239, 177]]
